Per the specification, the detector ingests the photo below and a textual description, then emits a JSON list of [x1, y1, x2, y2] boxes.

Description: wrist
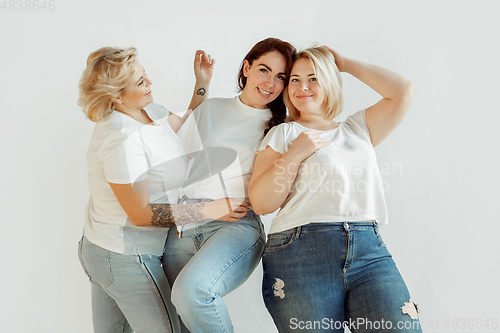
[[339, 57, 356, 74], [283, 148, 308, 163], [194, 79, 211, 88], [279, 152, 303, 171], [201, 202, 212, 220]]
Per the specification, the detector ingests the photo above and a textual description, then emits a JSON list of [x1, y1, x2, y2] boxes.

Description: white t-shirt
[[84, 102, 188, 255], [259, 110, 388, 234], [178, 96, 272, 201]]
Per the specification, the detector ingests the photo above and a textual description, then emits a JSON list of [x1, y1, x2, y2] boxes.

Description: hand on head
[[323, 46, 347, 72]]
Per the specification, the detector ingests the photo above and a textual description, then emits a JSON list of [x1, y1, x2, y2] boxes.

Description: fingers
[[319, 138, 331, 148], [323, 45, 335, 55], [205, 53, 214, 65], [223, 210, 248, 222], [194, 50, 203, 64], [195, 50, 215, 66], [321, 46, 345, 71], [222, 198, 250, 222], [301, 131, 331, 148], [234, 205, 250, 213], [227, 198, 250, 208]]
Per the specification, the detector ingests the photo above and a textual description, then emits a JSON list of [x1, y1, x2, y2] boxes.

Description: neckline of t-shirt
[[235, 95, 271, 114], [114, 108, 161, 128], [290, 120, 342, 132], [142, 106, 162, 127]]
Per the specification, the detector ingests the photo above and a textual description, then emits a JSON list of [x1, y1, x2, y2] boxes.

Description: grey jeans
[[78, 236, 181, 333]]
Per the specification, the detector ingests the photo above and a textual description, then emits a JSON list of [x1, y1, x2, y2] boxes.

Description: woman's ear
[[111, 96, 123, 105], [243, 60, 250, 77]]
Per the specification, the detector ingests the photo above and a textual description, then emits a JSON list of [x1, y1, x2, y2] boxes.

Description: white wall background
[[1, 1, 499, 332]]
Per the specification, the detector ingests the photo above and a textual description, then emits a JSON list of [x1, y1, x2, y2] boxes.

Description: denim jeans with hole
[[78, 236, 181, 333], [262, 222, 422, 333], [162, 210, 265, 333]]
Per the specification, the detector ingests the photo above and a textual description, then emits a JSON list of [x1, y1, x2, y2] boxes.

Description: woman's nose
[[264, 76, 274, 88]]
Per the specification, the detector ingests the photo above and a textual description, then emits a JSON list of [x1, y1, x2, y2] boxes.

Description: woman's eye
[[278, 75, 285, 81], [138, 80, 144, 86], [290, 78, 299, 83], [260, 68, 268, 74], [310, 77, 317, 82]]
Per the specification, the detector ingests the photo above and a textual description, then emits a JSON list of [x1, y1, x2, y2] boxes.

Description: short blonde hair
[[78, 46, 138, 122], [285, 45, 344, 121]]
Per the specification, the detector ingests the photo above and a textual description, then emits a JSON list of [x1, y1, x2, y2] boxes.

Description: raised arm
[[326, 47, 414, 147], [249, 131, 330, 215], [109, 180, 248, 227], [168, 50, 215, 132]]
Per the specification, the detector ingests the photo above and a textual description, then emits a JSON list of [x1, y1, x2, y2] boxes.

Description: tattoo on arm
[[196, 88, 206, 96], [150, 203, 206, 227]]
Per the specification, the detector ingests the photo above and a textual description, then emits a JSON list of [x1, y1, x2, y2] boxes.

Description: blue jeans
[[162, 211, 265, 333], [78, 236, 181, 333], [262, 222, 422, 333]]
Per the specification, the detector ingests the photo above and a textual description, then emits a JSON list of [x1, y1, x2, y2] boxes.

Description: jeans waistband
[[303, 222, 377, 229], [291, 222, 379, 238], [179, 197, 214, 204]]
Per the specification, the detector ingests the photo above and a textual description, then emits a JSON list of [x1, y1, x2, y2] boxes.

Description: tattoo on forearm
[[196, 88, 206, 96], [150, 203, 206, 227], [150, 204, 176, 227]]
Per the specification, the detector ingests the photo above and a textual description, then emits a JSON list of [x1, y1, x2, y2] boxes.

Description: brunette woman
[[162, 38, 296, 333]]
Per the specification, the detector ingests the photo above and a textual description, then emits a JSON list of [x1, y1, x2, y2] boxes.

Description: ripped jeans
[[262, 222, 422, 333]]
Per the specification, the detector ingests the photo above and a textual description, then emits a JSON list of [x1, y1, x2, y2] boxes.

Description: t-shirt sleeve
[[176, 107, 204, 156], [100, 130, 149, 184], [144, 102, 169, 120], [257, 123, 289, 155], [344, 109, 371, 143]]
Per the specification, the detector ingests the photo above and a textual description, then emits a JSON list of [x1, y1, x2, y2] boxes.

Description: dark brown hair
[[237, 38, 296, 134]]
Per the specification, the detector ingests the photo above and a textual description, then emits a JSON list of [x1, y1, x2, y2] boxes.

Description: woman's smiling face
[[114, 59, 153, 112], [239, 51, 287, 109], [288, 57, 326, 117]]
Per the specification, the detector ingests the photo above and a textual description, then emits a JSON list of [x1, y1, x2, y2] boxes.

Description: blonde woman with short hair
[[249, 46, 422, 332], [77, 46, 247, 333]]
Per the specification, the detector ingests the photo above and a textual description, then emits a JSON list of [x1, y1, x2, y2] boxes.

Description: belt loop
[[294, 226, 302, 239], [373, 222, 379, 236], [343, 222, 350, 232]]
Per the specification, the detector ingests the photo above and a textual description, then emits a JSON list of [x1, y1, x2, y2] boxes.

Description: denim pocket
[[77, 237, 92, 279], [264, 229, 296, 252], [238, 212, 262, 231], [373, 224, 387, 247], [80, 237, 114, 288]]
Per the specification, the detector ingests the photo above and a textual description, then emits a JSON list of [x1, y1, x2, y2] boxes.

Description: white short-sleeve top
[[259, 110, 388, 234], [84, 102, 188, 255], [177, 96, 272, 201]]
